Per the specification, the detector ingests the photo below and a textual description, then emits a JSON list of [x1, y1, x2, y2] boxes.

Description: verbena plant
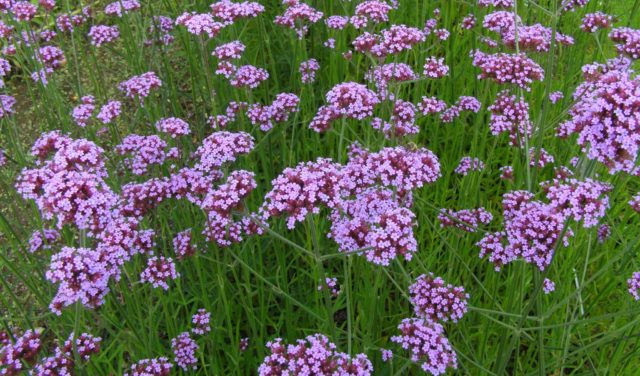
[[1, 0, 640, 374]]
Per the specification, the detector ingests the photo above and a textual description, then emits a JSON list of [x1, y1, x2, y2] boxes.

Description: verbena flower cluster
[[258, 333, 373, 375]]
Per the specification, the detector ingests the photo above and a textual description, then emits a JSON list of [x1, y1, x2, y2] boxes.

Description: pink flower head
[[105, 0, 140, 17], [478, 0, 514, 8], [562, 0, 590, 12], [261, 158, 342, 229], [325, 15, 349, 30], [455, 156, 485, 175], [409, 273, 469, 322], [228, 64, 268, 89], [418, 96, 447, 115], [543, 278, 555, 294], [274, 2, 323, 39], [71, 95, 96, 127], [210, 0, 265, 24], [558, 66, 640, 173], [11, 1, 37, 21], [155, 117, 190, 138], [529, 147, 555, 168], [125, 357, 173, 376], [119, 72, 162, 104], [628, 272, 640, 300], [549, 91, 564, 104], [258, 334, 373, 376], [355, 1, 392, 24], [173, 229, 196, 259], [461, 14, 476, 29], [543, 178, 611, 228], [171, 332, 198, 370], [88, 25, 119, 47], [423, 56, 449, 78], [140, 256, 179, 290], [471, 50, 544, 91], [213, 40, 245, 60], [115, 134, 172, 175], [391, 318, 457, 375], [488, 90, 532, 147], [318, 276, 340, 297], [191, 309, 211, 335], [176, 12, 224, 38], [581, 12, 613, 33], [609, 28, 640, 59], [477, 191, 572, 271], [299, 58, 320, 84], [96, 100, 122, 124]]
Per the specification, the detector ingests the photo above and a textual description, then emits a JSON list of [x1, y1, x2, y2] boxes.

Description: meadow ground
[[1, 0, 640, 374]]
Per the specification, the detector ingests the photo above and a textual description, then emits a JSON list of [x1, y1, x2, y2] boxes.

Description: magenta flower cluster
[[409, 273, 469, 323], [258, 333, 373, 375]]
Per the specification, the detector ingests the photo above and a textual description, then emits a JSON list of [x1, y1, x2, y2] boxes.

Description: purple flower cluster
[[261, 158, 342, 229], [581, 12, 613, 33], [246, 93, 300, 131], [274, 2, 323, 39], [471, 50, 544, 91], [542, 178, 611, 228], [125, 357, 173, 376], [97, 100, 122, 124], [0, 329, 42, 374], [201, 170, 258, 246], [409, 273, 469, 322], [11, 1, 37, 21], [115, 134, 175, 175], [28, 228, 60, 253], [488, 90, 532, 147], [191, 309, 211, 335], [628, 272, 640, 300], [175, 12, 223, 38], [210, 0, 265, 23], [455, 156, 485, 175], [423, 56, 449, 79], [105, 0, 140, 17], [71, 95, 95, 127], [88, 25, 119, 47], [155, 117, 190, 138], [562, 0, 590, 12], [371, 99, 418, 138], [355, 0, 392, 24], [478, 0, 514, 8], [497, 24, 574, 52], [33, 332, 101, 375], [438, 208, 493, 232], [258, 333, 373, 375], [477, 191, 573, 271], [119, 72, 162, 104], [173, 229, 196, 259], [543, 278, 556, 294], [529, 147, 555, 168], [391, 318, 457, 376], [299, 58, 320, 84], [558, 63, 640, 173], [171, 332, 198, 370], [353, 24, 426, 59], [366, 63, 417, 99], [549, 91, 564, 104], [140, 256, 179, 290], [213, 40, 245, 60], [609, 28, 640, 59], [318, 277, 340, 297], [310, 82, 379, 132]]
